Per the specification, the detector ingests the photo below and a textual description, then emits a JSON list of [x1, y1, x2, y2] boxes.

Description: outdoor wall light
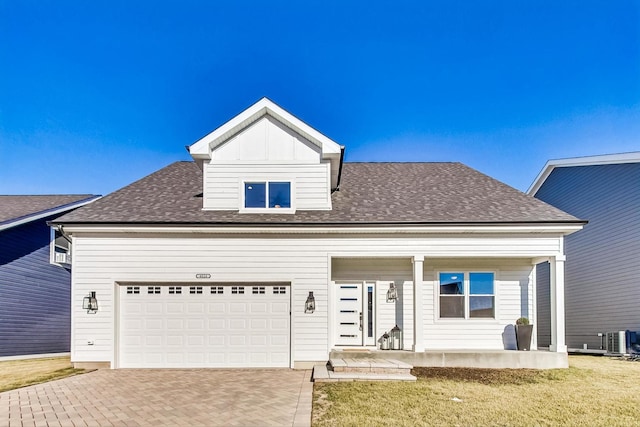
[[304, 291, 315, 314], [83, 291, 98, 313], [386, 282, 398, 302]]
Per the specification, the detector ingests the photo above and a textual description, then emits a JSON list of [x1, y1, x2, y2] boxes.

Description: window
[[244, 181, 291, 209], [439, 272, 495, 319]]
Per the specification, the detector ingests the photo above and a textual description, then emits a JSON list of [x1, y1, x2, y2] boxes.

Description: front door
[[335, 282, 375, 346]]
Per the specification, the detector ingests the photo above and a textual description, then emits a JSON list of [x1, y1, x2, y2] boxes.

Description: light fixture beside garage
[[83, 291, 98, 313], [305, 291, 315, 314], [386, 282, 398, 302]]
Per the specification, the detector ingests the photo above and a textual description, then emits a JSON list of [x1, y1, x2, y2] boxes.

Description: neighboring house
[[53, 98, 584, 370], [0, 195, 100, 358], [528, 152, 640, 350]]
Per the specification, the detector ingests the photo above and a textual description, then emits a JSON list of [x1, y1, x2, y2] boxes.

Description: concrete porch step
[[329, 358, 412, 374], [312, 358, 417, 382]]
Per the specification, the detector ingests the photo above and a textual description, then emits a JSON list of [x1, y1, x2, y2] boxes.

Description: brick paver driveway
[[0, 369, 313, 427]]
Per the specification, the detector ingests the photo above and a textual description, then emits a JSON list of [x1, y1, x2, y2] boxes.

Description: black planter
[[515, 324, 533, 351]]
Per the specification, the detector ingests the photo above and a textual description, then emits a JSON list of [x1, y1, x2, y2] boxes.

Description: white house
[[53, 98, 584, 369]]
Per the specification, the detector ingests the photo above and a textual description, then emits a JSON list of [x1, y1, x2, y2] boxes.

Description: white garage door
[[119, 283, 290, 368]]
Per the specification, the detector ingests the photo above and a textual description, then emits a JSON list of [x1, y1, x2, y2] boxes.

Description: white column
[[412, 255, 425, 352], [549, 255, 567, 352]]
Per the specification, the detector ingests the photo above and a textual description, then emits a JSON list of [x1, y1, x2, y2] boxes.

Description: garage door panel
[[167, 335, 183, 346], [167, 319, 183, 330], [167, 303, 184, 314], [145, 303, 163, 314], [119, 284, 290, 368]]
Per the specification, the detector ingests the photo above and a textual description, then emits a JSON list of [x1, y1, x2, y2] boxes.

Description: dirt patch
[[411, 366, 549, 385]]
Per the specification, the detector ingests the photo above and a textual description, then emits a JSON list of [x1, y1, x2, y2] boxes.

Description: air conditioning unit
[[55, 252, 71, 264], [605, 331, 627, 354]]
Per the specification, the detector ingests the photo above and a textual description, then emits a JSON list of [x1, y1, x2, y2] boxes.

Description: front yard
[[0, 357, 85, 393], [313, 355, 640, 426]]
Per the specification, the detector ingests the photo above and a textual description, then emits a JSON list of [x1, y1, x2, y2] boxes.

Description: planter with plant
[[515, 317, 533, 351]]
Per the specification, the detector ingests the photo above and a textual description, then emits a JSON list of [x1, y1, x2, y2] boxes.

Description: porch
[[329, 348, 568, 369]]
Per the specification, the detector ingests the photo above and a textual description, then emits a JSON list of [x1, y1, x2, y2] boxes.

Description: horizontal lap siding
[[0, 219, 71, 357], [424, 259, 533, 350], [332, 258, 414, 349], [535, 164, 640, 348], [204, 163, 330, 210], [72, 234, 560, 363]]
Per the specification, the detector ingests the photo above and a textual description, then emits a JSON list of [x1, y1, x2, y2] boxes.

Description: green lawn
[[313, 355, 640, 426], [0, 356, 86, 393]]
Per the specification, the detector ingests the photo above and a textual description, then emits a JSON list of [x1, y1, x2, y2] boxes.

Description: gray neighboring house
[[528, 152, 640, 350], [0, 195, 100, 358]]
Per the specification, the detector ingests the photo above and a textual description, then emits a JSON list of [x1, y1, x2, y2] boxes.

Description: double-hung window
[[439, 272, 495, 319], [244, 181, 291, 209]]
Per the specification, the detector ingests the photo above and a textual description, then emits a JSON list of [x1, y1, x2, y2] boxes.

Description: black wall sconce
[[305, 291, 315, 314], [386, 282, 398, 302], [83, 291, 98, 313]]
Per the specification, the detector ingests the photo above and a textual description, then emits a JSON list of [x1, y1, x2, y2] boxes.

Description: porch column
[[549, 255, 567, 353], [412, 255, 425, 352]]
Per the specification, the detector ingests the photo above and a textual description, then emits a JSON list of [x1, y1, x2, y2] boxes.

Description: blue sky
[[1, 1, 638, 196]]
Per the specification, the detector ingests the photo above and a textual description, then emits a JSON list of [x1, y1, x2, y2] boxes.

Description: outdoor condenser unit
[[605, 331, 626, 354]]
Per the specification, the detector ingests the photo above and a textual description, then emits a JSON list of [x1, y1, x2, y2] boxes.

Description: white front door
[[335, 282, 376, 346]]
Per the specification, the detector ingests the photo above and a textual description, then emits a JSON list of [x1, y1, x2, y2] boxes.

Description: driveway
[[0, 369, 313, 427]]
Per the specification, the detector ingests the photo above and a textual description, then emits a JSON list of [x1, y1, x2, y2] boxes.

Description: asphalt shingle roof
[[0, 195, 99, 225], [54, 162, 581, 225]]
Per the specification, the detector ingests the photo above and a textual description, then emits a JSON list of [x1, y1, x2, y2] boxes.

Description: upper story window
[[439, 271, 495, 319], [244, 181, 291, 209]]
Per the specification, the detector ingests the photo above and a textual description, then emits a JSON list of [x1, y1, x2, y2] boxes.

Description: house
[[52, 98, 584, 370], [0, 194, 100, 358], [528, 152, 640, 351]]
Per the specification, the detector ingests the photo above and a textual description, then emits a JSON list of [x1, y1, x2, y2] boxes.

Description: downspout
[[331, 146, 345, 193]]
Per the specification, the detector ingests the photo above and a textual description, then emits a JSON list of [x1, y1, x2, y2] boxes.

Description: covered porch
[[329, 253, 568, 368]]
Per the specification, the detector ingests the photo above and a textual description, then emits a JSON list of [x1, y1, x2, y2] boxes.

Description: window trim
[[436, 270, 497, 321], [239, 178, 296, 214]]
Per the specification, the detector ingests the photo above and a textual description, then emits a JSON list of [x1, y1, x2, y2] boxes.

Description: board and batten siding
[[0, 218, 71, 357], [534, 163, 640, 349], [203, 115, 331, 210], [70, 232, 563, 365]]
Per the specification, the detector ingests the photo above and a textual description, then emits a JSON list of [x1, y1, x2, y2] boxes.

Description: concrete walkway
[[0, 369, 313, 427]]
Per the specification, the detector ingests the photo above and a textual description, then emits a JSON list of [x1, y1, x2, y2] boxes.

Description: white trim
[[59, 224, 584, 235], [435, 270, 498, 321], [238, 178, 296, 214], [189, 98, 342, 159], [527, 151, 640, 195]]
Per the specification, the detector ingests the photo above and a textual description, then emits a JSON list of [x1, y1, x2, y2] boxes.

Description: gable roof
[[188, 97, 343, 160], [0, 195, 101, 231], [528, 151, 640, 196], [53, 162, 581, 226]]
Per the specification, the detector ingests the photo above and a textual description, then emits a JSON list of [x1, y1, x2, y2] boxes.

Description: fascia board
[[528, 151, 640, 196], [0, 196, 102, 232], [59, 223, 584, 236], [188, 98, 341, 159]]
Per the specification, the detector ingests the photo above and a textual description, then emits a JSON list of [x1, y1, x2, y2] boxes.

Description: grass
[[313, 356, 640, 426], [0, 356, 86, 393]]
